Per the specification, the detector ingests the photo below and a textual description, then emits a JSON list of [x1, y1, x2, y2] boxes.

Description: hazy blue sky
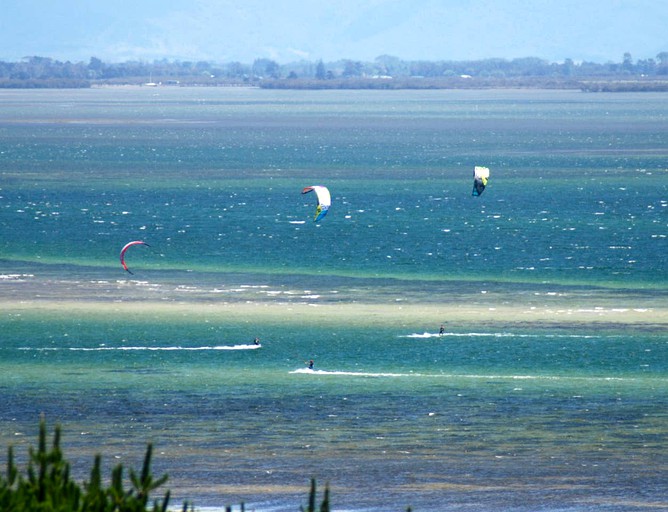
[[2, 0, 666, 64]]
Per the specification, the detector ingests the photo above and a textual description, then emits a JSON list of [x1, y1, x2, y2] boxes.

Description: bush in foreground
[[0, 418, 184, 511], [1, 419, 413, 511]]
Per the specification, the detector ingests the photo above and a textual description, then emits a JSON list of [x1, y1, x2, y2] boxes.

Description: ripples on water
[[1, 88, 667, 511]]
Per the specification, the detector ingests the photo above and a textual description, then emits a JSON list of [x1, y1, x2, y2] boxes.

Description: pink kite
[[120, 240, 149, 274]]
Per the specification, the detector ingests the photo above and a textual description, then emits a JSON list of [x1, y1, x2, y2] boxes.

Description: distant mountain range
[[2, 1, 667, 65]]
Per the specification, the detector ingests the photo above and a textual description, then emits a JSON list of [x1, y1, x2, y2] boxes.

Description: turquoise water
[[1, 88, 667, 511]]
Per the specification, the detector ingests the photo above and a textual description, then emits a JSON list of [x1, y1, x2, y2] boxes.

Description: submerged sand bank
[[3, 298, 667, 331], [2, 271, 666, 330]]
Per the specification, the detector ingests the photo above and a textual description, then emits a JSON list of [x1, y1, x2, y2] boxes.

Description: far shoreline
[[2, 77, 668, 92]]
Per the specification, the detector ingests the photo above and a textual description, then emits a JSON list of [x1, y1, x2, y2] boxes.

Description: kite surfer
[[307, 359, 314, 370], [472, 166, 490, 196], [253, 337, 260, 345], [439, 324, 445, 335], [119, 240, 150, 274], [302, 185, 331, 222]]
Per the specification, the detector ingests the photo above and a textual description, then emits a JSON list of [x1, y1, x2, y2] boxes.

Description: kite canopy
[[120, 240, 149, 274], [301, 185, 331, 222], [472, 166, 490, 196]]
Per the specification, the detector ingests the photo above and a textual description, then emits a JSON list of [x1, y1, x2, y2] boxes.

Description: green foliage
[[1, 420, 410, 511], [300, 479, 329, 512], [0, 418, 186, 512]]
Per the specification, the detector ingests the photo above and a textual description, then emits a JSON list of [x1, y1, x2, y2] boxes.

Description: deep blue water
[[1, 87, 667, 511]]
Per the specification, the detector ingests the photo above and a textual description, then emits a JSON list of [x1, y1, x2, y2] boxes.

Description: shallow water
[[1, 87, 667, 511]]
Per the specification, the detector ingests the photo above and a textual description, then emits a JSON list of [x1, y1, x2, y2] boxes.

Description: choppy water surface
[[1, 88, 667, 511]]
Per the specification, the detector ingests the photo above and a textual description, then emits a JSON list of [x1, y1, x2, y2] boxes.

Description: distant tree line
[[1, 52, 668, 89]]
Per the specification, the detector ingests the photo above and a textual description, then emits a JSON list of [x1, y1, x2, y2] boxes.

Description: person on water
[[439, 324, 445, 335], [253, 337, 260, 345], [307, 359, 314, 370]]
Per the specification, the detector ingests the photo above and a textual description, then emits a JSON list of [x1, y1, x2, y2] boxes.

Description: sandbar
[[2, 298, 667, 331]]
